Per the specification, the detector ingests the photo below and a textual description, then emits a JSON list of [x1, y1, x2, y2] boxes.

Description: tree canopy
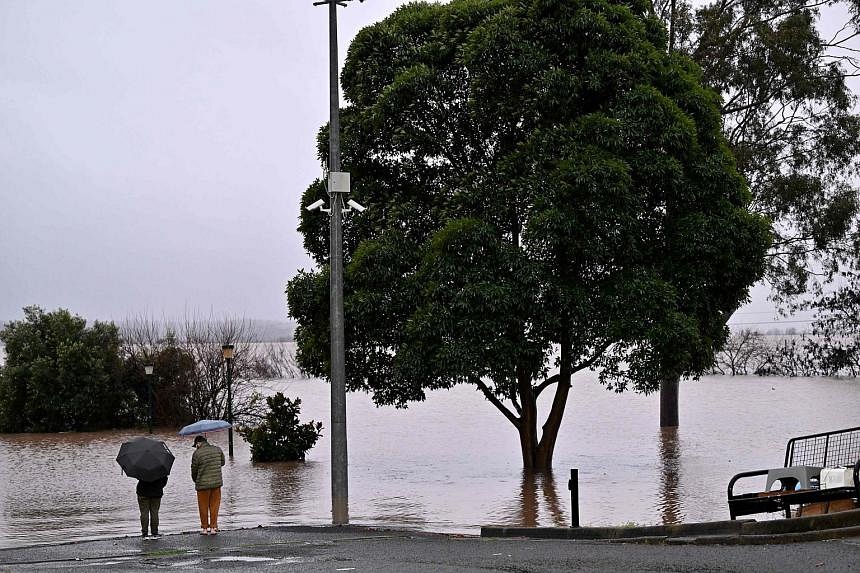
[[288, 0, 771, 468], [655, 0, 860, 303]]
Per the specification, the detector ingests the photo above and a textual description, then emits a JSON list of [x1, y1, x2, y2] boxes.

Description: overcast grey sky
[[1, 1, 853, 327], [1, 0, 420, 323]]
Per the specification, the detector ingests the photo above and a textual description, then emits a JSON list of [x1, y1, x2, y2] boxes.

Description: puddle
[[211, 556, 277, 563], [172, 559, 204, 567]]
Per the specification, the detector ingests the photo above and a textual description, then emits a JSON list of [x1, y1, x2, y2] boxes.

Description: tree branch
[[474, 377, 520, 428]]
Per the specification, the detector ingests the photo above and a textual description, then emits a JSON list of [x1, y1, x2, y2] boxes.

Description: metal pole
[[569, 469, 580, 528], [226, 357, 234, 457], [147, 378, 153, 435], [327, 0, 349, 525]]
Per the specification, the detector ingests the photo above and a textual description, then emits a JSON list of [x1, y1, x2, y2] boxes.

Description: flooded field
[[0, 372, 857, 548]]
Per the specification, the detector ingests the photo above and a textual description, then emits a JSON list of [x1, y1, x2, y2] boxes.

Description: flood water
[[0, 372, 858, 548]]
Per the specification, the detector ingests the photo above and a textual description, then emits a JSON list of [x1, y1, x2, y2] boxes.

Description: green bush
[[238, 392, 322, 462], [0, 306, 136, 432]]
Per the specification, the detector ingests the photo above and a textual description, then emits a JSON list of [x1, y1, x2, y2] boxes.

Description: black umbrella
[[116, 437, 175, 481]]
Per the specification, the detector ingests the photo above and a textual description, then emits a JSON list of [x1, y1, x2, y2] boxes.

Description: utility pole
[[313, 0, 367, 526]]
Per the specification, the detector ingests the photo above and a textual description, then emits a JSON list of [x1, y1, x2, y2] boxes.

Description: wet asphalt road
[[1, 526, 859, 572]]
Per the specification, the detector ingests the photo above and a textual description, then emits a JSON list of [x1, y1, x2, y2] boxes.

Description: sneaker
[[200, 528, 209, 535], [150, 533, 161, 539]]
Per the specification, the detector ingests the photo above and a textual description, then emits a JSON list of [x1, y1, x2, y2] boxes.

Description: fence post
[[569, 468, 580, 528]]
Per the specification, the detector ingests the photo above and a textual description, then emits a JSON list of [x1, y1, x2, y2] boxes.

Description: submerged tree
[[649, 0, 860, 424], [0, 306, 136, 432], [803, 271, 860, 375], [288, 0, 770, 469], [238, 393, 323, 462]]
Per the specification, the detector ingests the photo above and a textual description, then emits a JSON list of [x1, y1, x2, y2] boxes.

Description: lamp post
[[144, 364, 154, 434], [222, 344, 235, 457], [311, 0, 366, 526]]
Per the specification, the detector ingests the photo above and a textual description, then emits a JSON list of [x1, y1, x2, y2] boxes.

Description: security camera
[[306, 199, 326, 211], [347, 199, 366, 212]]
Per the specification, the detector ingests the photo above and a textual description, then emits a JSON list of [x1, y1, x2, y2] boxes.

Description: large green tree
[[0, 306, 136, 432], [288, 0, 771, 469], [651, 0, 860, 424]]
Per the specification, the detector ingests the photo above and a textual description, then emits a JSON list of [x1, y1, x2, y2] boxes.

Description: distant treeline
[[713, 330, 860, 377], [0, 318, 294, 344]]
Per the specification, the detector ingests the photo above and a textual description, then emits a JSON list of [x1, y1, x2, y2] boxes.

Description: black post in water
[[569, 469, 580, 528]]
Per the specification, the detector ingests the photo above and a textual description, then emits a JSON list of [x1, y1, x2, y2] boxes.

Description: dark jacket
[[191, 442, 225, 490], [136, 476, 168, 498]]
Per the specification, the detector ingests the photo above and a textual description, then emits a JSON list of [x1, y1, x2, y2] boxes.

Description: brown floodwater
[[0, 373, 858, 548]]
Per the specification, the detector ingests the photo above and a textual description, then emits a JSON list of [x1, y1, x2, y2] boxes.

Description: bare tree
[[180, 314, 272, 423], [120, 313, 302, 426], [714, 329, 768, 375], [119, 313, 169, 364]]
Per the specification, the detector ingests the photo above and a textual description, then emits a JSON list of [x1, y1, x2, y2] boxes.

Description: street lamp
[[222, 344, 235, 457], [144, 364, 154, 434], [311, 0, 367, 526]]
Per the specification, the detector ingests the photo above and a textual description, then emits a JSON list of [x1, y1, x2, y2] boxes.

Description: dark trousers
[[137, 496, 162, 536]]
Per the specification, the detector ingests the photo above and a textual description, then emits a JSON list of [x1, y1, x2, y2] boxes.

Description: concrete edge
[[480, 509, 860, 545]]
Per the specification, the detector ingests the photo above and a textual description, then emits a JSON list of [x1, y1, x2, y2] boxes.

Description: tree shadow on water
[[658, 427, 683, 525], [516, 469, 567, 527]]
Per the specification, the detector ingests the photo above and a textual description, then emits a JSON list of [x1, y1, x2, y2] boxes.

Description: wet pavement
[[0, 525, 859, 572]]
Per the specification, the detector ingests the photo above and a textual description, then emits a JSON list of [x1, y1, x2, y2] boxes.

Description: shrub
[[0, 306, 135, 432], [239, 393, 322, 462]]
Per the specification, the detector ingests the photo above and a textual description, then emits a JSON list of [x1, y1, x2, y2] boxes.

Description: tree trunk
[[518, 335, 574, 470], [517, 365, 539, 469], [660, 376, 679, 427]]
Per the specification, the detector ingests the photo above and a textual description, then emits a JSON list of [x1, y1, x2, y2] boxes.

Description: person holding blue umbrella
[[191, 435, 225, 535]]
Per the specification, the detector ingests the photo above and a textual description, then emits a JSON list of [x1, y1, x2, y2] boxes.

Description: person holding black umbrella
[[116, 437, 175, 539], [137, 476, 168, 539]]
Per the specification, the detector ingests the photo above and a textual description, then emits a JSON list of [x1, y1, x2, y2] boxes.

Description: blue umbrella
[[178, 419, 232, 436]]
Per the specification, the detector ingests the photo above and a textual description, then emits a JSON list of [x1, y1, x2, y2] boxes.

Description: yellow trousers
[[196, 487, 221, 530]]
